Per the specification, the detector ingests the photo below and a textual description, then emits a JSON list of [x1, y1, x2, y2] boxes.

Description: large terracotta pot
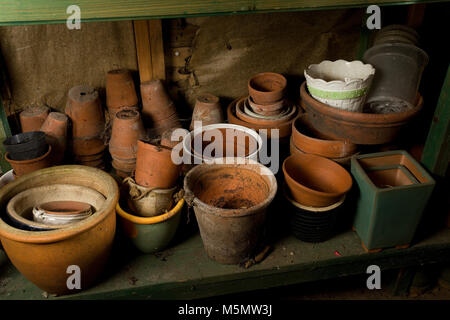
[[19, 106, 50, 133], [300, 82, 423, 145], [140, 80, 180, 134], [109, 109, 145, 161], [135, 140, 180, 188], [106, 69, 139, 119], [0, 165, 118, 295], [40, 112, 68, 164]]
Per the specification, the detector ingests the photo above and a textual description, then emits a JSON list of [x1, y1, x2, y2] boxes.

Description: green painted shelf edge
[[0, 0, 449, 26]]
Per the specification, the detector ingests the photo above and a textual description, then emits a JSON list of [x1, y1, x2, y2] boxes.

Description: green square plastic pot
[[351, 150, 435, 250]]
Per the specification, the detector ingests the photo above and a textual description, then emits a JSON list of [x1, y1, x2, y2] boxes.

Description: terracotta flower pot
[[183, 158, 277, 264], [282, 153, 353, 207], [65, 85, 105, 139], [300, 82, 424, 145], [0, 165, 118, 295], [5, 145, 53, 178], [72, 138, 106, 157], [227, 97, 298, 139], [19, 106, 50, 133], [140, 80, 181, 133], [236, 97, 297, 125], [247, 96, 285, 116], [40, 112, 68, 165], [109, 109, 145, 161], [106, 69, 139, 119], [135, 140, 180, 188], [189, 93, 224, 130], [248, 72, 287, 105], [291, 114, 357, 159]]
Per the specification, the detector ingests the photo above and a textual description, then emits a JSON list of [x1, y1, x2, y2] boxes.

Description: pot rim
[[183, 157, 277, 217], [282, 153, 353, 198], [182, 123, 263, 163], [283, 183, 346, 212], [291, 114, 357, 158], [116, 198, 184, 224], [248, 72, 287, 97], [299, 81, 423, 124], [5, 144, 52, 164], [0, 165, 118, 243]]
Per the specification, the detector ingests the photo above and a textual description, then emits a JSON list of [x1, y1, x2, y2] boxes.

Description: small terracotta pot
[[135, 140, 180, 189], [282, 153, 353, 207], [236, 97, 296, 125], [41, 112, 68, 164], [227, 97, 298, 139], [5, 145, 53, 177], [106, 69, 139, 118], [19, 106, 50, 133], [248, 72, 287, 105], [247, 96, 284, 116], [140, 80, 180, 131], [109, 109, 145, 161], [189, 94, 224, 130], [291, 114, 357, 159], [65, 85, 105, 139]]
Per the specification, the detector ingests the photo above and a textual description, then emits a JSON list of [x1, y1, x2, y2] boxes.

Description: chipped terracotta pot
[[140, 80, 181, 133], [109, 109, 145, 161], [189, 94, 224, 130], [106, 69, 139, 119], [135, 140, 180, 189], [300, 82, 423, 145], [227, 97, 298, 139], [247, 96, 285, 116], [248, 72, 287, 105], [282, 153, 353, 207], [19, 106, 50, 133], [184, 158, 277, 264], [5, 145, 53, 178], [0, 165, 118, 295], [291, 114, 357, 159], [40, 112, 68, 164]]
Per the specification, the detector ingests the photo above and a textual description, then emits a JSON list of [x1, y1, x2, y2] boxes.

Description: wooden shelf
[[0, 0, 446, 26], [1, 227, 450, 299]]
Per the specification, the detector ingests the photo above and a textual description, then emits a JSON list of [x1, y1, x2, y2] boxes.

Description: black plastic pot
[[3, 131, 48, 161], [284, 184, 344, 243]]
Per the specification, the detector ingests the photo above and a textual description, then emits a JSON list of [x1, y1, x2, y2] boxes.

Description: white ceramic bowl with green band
[[304, 60, 375, 112]]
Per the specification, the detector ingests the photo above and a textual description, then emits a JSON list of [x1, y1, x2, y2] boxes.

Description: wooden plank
[[148, 19, 166, 80], [422, 65, 450, 177], [133, 20, 153, 83], [0, 1, 447, 26], [1, 227, 450, 299]]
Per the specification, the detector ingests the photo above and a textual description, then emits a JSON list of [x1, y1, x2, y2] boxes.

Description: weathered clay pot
[[124, 177, 177, 217], [189, 94, 224, 130], [0, 165, 118, 295], [300, 82, 424, 145], [248, 72, 287, 105], [106, 69, 139, 119], [282, 153, 353, 207], [135, 140, 180, 188], [109, 109, 145, 161], [40, 112, 68, 164], [140, 80, 181, 133], [227, 97, 298, 139], [5, 145, 53, 178], [3, 131, 48, 161], [291, 114, 357, 159], [19, 106, 50, 133], [247, 96, 284, 116], [184, 158, 277, 264]]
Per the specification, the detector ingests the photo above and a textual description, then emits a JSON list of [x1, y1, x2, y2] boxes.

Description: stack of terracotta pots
[[140, 79, 181, 136], [40, 112, 68, 165], [189, 94, 223, 130], [19, 106, 50, 133], [65, 85, 106, 168], [109, 108, 146, 177], [106, 69, 139, 120], [227, 72, 298, 139]]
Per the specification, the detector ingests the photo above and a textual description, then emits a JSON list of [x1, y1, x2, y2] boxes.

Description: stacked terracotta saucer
[[227, 72, 299, 139]]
